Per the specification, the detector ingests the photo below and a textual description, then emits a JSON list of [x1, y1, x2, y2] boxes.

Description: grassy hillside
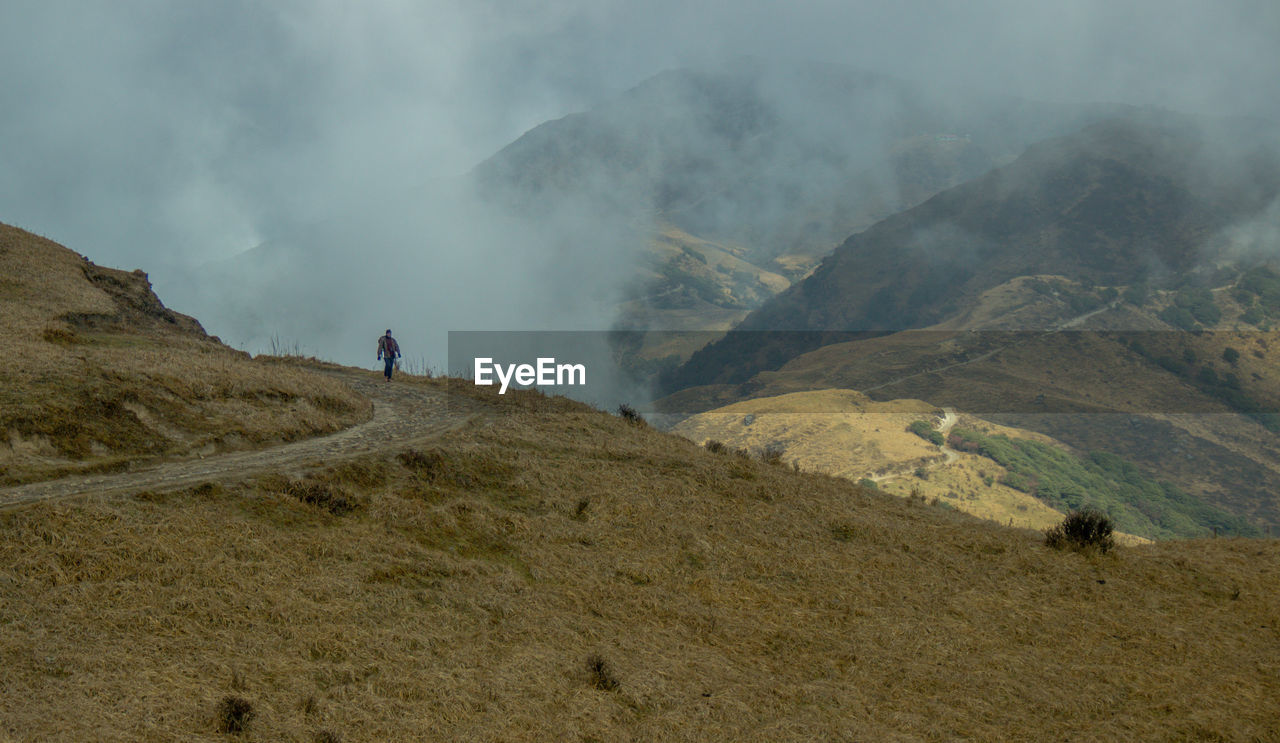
[[5, 219, 1278, 740], [3, 380, 1278, 741], [669, 389, 1147, 538], [651, 114, 1280, 538], [945, 426, 1256, 539], [0, 223, 367, 484], [657, 269, 1280, 531]]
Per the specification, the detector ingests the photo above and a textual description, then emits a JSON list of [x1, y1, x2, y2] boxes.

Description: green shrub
[[1174, 286, 1221, 325], [1159, 305, 1198, 330], [1000, 471, 1035, 493], [1045, 509, 1116, 553], [908, 419, 944, 445], [1196, 366, 1219, 386], [1153, 354, 1189, 375], [1067, 291, 1103, 314], [1239, 265, 1280, 311], [1122, 283, 1149, 306], [949, 427, 1257, 539]]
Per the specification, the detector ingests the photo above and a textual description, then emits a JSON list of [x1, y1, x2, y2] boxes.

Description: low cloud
[[2, 0, 1278, 380]]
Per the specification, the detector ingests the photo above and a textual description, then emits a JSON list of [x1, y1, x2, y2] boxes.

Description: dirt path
[[937, 407, 959, 465], [0, 371, 485, 511], [869, 407, 958, 484]]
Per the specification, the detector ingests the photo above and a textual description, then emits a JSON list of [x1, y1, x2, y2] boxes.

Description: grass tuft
[[216, 695, 254, 735], [830, 521, 858, 542], [396, 447, 515, 493], [760, 442, 785, 466], [397, 448, 447, 477], [41, 325, 81, 345], [283, 479, 362, 516], [586, 654, 620, 692]]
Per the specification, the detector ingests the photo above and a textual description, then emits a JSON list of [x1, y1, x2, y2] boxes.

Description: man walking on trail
[[377, 329, 400, 382]]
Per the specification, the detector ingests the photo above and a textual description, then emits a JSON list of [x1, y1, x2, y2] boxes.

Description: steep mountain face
[[473, 61, 952, 266], [472, 59, 1130, 319], [667, 113, 1280, 389]]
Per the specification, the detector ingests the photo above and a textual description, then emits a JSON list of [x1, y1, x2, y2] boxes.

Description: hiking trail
[[870, 406, 958, 484], [860, 301, 1120, 395], [0, 370, 485, 511]]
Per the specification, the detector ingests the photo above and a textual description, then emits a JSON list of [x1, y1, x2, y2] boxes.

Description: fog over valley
[[2, 1, 1278, 382]]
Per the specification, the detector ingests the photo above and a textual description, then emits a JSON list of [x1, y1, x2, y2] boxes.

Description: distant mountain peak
[[666, 110, 1280, 390]]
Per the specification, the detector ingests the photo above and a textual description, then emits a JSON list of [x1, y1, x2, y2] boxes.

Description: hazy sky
[[2, 0, 1278, 371], [3, 1, 1277, 267]]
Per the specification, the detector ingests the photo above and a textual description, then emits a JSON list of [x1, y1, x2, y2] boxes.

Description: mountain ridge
[[665, 111, 1280, 390]]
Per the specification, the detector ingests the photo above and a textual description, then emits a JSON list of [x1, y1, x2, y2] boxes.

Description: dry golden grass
[[0, 223, 367, 484], [875, 454, 1075, 532], [652, 225, 790, 296], [2, 386, 1278, 741], [671, 389, 939, 478], [671, 390, 1077, 534]]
